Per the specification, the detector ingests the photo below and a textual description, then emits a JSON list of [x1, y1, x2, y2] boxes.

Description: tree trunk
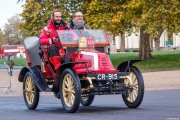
[[153, 30, 163, 51], [138, 26, 153, 60], [120, 33, 125, 52], [154, 38, 160, 51]]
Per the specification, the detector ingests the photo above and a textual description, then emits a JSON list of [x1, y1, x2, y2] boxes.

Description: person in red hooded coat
[[39, 9, 67, 93], [39, 9, 67, 70]]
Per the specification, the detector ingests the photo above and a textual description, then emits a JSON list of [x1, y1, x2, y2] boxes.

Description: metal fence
[[0, 67, 13, 92]]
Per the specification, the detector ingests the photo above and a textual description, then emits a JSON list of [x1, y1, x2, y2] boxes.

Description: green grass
[[0, 50, 180, 70], [0, 58, 28, 66], [110, 50, 180, 70]]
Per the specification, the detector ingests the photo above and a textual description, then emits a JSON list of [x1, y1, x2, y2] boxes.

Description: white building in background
[[115, 36, 120, 49], [153, 30, 180, 48], [173, 33, 180, 47], [158, 30, 168, 47], [114, 30, 180, 51], [115, 32, 140, 50], [125, 32, 140, 49]]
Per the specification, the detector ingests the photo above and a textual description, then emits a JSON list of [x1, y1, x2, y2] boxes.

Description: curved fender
[[18, 67, 29, 82], [117, 60, 142, 72], [18, 66, 50, 92], [56, 62, 87, 75]]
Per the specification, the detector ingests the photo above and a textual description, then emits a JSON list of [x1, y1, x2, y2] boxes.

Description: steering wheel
[[61, 34, 73, 42]]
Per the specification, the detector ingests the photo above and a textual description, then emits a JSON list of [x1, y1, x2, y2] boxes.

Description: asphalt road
[[0, 89, 180, 120]]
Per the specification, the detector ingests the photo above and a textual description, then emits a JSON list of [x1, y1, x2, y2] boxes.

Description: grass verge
[[0, 58, 28, 66], [0, 50, 180, 70], [110, 50, 180, 70]]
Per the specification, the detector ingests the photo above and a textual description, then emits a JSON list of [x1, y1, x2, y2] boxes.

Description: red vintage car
[[18, 29, 144, 113]]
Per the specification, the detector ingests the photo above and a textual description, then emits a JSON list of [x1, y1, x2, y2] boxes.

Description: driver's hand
[[52, 37, 58, 42]]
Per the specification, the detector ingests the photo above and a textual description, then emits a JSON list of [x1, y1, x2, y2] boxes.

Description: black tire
[[122, 66, 144, 108], [23, 72, 39, 109], [60, 68, 81, 113], [80, 94, 95, 106]]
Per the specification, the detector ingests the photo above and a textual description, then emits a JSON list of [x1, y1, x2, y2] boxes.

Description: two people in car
[[39, 9, 89, 92]]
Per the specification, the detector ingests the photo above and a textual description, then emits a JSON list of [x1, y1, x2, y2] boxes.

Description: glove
[[59, 47, 65, 61], [54, 41, 60, 47], [59, 48, 65, 56]]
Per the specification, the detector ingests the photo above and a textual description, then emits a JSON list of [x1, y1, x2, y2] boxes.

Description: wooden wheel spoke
[[68, 95, 72, 105], [132, 84, 138, 89], [69, 84, 75, 91], [29, 81, 32, 88], [66, 76, 70, 87], [70, 94, 74, 105], [31, 94, 34, 103], [129, 92, 133, 102], [64, 81, 68, 87], [132, 74, 137, 84], [70, 90, 75, 93], [132, 92, 135, 102], [133, 90, 138, 98], [69, 78, 74, 87], [71, 93, 75, 99], [64, 88, 68, 92]]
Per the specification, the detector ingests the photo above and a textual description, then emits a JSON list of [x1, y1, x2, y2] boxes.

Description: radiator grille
[[99, 55, 111, 69]]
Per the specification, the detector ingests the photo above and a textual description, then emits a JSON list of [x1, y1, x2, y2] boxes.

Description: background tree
[[19, 0, 84, 36], [139, 0, 180, 51], [85, 0, 131, 52], [102, 0, 180, 59], [0, 28, 7, 48], [3, 14, 23, 44], [19, 0, 180, 60]]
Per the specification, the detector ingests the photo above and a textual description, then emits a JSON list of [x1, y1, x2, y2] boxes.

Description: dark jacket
[[68, 21, 90, 30], [8, 60, 14, 69]]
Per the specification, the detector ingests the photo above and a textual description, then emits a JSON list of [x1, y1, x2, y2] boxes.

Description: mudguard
[[117, 60, 142, 72], [18, 66, 50, 92], [56, 62, 87, 75]]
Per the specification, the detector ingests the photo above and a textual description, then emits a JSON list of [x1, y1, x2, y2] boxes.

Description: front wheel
[[60, 68, 81, 113], [80, 94, 95, 106], [23, 72, 39, 109], [122, 66, 144, 108]]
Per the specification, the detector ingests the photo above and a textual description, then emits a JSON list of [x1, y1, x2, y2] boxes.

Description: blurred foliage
[[17, 0, 180, 60], [3, 14, 24, 44], [18, 0, 85, 36], [85, 0, 180, 38], [0, 29, 7, 48], [18, 0, 180, 37]]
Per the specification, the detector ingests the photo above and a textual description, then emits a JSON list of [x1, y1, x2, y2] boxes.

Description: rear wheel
[[80, 94, 94, 106], [60, 68, 81, 113], [122, 66, 144, 108], [23, 72, 39, 109]]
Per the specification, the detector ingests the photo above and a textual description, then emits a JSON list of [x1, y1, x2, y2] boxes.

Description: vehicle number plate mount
[[96, 73, 119, 80]]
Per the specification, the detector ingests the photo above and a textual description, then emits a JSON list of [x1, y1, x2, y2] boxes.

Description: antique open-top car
[[18, 29, 144, 113]]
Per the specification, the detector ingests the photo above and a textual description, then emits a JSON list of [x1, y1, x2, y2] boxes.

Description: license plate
[[96, 73, 119, 80]]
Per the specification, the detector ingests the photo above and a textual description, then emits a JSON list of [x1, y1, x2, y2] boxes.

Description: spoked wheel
[[80, 94, 95, 106], [23, 72, 39, 109], [122, 66, 144, 108], [60, 68, 81, 113]]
